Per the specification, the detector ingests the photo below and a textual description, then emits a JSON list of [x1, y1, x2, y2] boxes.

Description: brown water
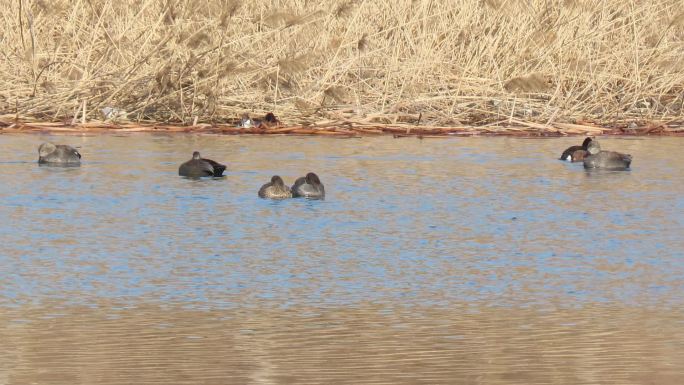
[[1, 134, 683, 384]]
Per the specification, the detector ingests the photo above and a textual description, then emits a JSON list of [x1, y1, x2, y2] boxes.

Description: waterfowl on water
[[583, 140, 632, 170], [37, 142, 81, 165], [560, 137, 592, 162], [258, 175, 292, 199], [178, 151, 226, 177], [291, 172, 325, 199]]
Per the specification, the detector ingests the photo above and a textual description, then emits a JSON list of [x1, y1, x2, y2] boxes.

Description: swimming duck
[[583, 140, 632, 170], [560, 137, 592, 162], [178, 151, 226, 177], [258, 175, 293, 199], [291, 172, 325, 199], [38, 142, 81, 165]]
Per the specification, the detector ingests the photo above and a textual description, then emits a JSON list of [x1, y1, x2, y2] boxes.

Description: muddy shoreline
[[2, 118, 684, 137]]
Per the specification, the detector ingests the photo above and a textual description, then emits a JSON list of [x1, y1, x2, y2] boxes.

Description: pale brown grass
[[2, 0, 684, 127]]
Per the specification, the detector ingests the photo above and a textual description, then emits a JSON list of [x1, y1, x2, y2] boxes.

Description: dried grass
[[2, 0, 684, 127]]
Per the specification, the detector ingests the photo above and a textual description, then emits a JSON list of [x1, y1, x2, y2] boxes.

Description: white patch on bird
[[565, 155, 572, 161]]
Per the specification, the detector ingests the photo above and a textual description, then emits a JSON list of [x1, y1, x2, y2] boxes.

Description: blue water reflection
[[1, 135, 683, 309]]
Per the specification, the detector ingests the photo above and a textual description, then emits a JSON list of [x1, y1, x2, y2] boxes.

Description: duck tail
[[213, 164, 227, 177]]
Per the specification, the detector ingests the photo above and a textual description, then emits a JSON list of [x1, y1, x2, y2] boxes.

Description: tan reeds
[[1, 0, 684, 129], [504, 74, 549, 93]]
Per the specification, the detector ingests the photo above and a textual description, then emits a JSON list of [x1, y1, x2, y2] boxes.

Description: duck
[[239, 113, 254, 128], [178, 151, 226, 177], [259, 112, 281, 129], [37, 142, 81, 165], [560, 137, 592, 162], [583, 140, 632, 170], [291, 172, 325, 199], [258, 175, 293, 199]]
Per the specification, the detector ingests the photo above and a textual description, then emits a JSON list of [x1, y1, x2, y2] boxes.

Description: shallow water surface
[[1, 134, 683, 384]]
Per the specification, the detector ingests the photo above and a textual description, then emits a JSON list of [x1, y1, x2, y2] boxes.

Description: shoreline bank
[[3, 118, 684, 138]]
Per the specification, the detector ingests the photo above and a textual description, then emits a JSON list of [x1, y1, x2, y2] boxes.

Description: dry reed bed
[[2, 0, 684, 129]]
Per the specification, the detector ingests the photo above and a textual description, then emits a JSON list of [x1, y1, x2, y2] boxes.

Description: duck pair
[[36, 145, 226, 175], [259, 173, 325, 200], [560, 137, 632, 170], [37, 146, 229, 176]]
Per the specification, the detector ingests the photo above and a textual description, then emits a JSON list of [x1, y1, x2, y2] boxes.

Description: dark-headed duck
[[560, 137, 592, 162], [178, 151, 226, 177]]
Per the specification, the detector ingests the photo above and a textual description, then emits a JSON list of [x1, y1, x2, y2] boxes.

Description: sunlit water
[[1, 134, 683, 384]]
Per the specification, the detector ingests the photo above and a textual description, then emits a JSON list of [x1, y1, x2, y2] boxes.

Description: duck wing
[[569, 149, 587, 162], [604, 151, 632, 169], [583, 151, 632, 170], [58, 145, 82, 159], [258, 182, 273, 198], [202, 158, 226, 177], [560, 145, 583, 161], [294, 181, 324, 199], [291, 177, 306, 197]]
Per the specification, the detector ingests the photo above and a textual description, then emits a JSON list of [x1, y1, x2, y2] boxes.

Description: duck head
[[265, 112, 278, 123], [271, 175, 285, 186], [305, 172, 321, 186], [587, 140, 601, 155], [192, 151, 201, 160], [581, 137, 593, 149], [38, 142, 57, 158]]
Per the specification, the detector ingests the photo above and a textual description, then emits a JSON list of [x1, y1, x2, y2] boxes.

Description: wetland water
[[1, 134, 683, 384]]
